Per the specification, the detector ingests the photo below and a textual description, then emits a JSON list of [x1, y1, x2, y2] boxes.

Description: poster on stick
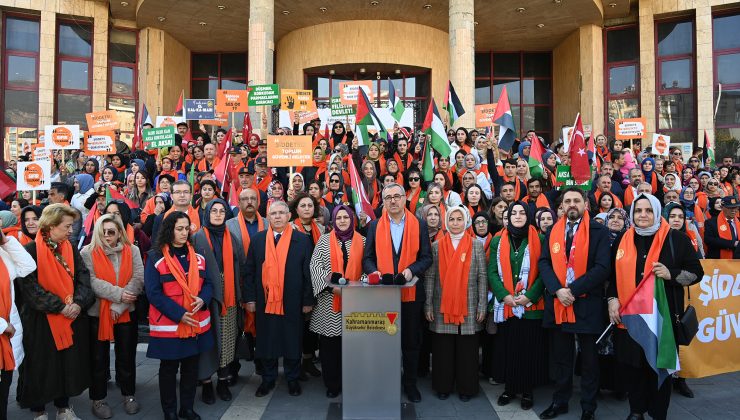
[[216, 90, 249, 113], [267, 135, 312, 167], [247, 84, 280, 106], [85, 110, 119, 132], [474, 103, 498, 128], [44, 125, 80, 150], [156, 116, 185, 128], [200, 112, 228, 126], [84, 131, 116, 155], [338, 81, 373, 105], [17, 161, 51, 191], [652, 133, 670, 156], [280, 89, 313, 111], [615, 117, 647, 140], [184, 99, 215, 120], [32, 144, 50, 162], [143, 126, 176, 150]]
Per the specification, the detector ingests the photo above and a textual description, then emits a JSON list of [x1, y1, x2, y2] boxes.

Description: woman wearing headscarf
[[679, 186, 706, 238], [71, 174, 96, 219], [471, 212, 493, 257], [81, 214, 145, 418], [322, 172, 350, 216], [419, 204, 444, 243], [641, 158, 660, 194], [287, 173, 306, 202], [193, 199, 244, 404], [82, 158, 101, 182], [535, 207, 556, 235], [663, 173, 682, 194], [488, 201, 546, 410], [329, 121, 354, 149], [142, 193, 173, 238], [308, 205, 365, 398], [110, 154, 127, 182], [301, 147, 327, 186], [424, 206, 487, 401], [663, 202, 704, 259], [16, 204, 94, 419], [0, 212, 18, 241], [605, 208, 630, 245], [18, 206, 42, 246], [607, 194, 704, 420], [405, 167, 427, 214]]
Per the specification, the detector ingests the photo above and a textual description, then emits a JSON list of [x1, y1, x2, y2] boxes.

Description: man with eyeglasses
[[151, 181, 200, 240], [243, 201, 315, 398], [226, 188, 269, 252], [363, 183, 432, 403]]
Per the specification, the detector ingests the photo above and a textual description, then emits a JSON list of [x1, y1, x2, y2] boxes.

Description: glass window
[[221, 79, 246, 91], [522, 107, 551, 132], [493, 53, 520, 78], [475, 80, 491, 104], [475, 52, 491, 78], [3, 90, 38, 126], [523, 53, 551, 77], [522, 79, 551, 104], [608, 98, 640, 127], [108, 29, 136, 63], [331, 78, 351, 98], [715, 128, 740, 161], [6, 55, 37, 87], [606, 27, 639, 62], [660, 59, 692, 89], [716, 54, 740, 85], [609, 66, 637, 95], [6, 18, 40, 52], [404, 77, 416, 97], [657, 93, 695, 130], [714, 89, 740, 126], [191, 79, 218, 99], [493, 80, 520, 104], [110, 66, 134, 96], [56, 93, 90, 126], [108, 97, 135, 132], [60, 60, 89, 90], [414, 73, 430, 98], [713, 14, 740, 51], [220, 53, 247, 79], [191, 54, 219, 78], [657, 21, 693, 57], [307, 76, 330, 98], [58, 23, 92, 57]]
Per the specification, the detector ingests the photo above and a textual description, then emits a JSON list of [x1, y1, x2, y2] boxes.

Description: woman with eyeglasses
[[704, 177, 724, 200], [193, 199, 244, 404], [471, 212, 493, 257], [322, 172, 351, 216], [81, 214, 145, 418]]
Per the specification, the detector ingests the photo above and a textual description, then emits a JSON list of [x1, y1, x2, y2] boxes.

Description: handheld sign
[[31, 144, 51, 162], [339, 81, 373, 105], [555, 165, 592, 191], [200, 111, 229, 126], [615, 117, 647, 140], [280, 89, 313, 111], [85, 110, 119, 132], [652, 133, 671, 156], [185, 99, 216, 120], [84, 131, 117, 155], [474, 103, 498, 128], [330, 97, 355, 117], [156, 116, 185, 128], [17, 161, 51, 191], [248, 84, 280, 106], [44, 125, 80, 150], [267, 135, 312, 167], [216, 90, 249, 113], [143, 126, 176, 150]]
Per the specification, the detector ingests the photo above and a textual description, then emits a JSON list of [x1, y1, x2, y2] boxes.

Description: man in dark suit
[[363, 183, 432, 403], [704, 196, 740, 259], [538, 187, 612, 420], [244, 201, 315, 398]]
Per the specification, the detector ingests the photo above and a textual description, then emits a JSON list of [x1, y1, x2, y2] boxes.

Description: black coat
[[362, 216, 433, 302], [538, 219, 612, 334], [16, 242, 95, 408], [703, 216, 739, 259], [244, 229, 315, 359]]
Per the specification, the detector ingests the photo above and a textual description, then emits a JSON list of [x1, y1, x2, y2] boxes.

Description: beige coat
[[81, 243, 145, 317]]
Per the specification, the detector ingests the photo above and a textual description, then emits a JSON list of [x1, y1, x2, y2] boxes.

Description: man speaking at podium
[[363, 183, 432, 403]]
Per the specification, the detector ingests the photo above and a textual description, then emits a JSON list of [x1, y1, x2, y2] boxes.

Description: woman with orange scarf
[[193, 199, 245, 404], [16, 204, 95, 419], [81, 214, 145, 418], [424, 206, 487, 401], [308, 205, 365, 398], [607, 194, 703, 420], [145, 212, 213, 420], [488, 201, 546, 411]]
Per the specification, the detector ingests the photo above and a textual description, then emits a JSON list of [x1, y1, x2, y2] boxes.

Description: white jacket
[[0, 236, 37, 368]]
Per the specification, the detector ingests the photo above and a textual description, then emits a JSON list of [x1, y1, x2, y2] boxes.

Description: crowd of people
[[0, 115, 736, 420]]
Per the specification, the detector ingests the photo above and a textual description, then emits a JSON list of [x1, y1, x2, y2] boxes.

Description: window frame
[[603, 24, 641, 138], [712, 9, 740, 130], [190, 52, 248, 132], [55, 18, 94, 125]]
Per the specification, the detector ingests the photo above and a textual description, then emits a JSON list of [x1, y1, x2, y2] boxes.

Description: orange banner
[[216, 90, 249, 113], [267, 135, 312, 167], [678, 259, 740, 378], [474, 103, 498, 128], [85, 110, 119, 132]]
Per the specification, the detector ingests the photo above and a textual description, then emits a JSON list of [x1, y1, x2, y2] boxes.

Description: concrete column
[[448, 0, 475, 129], [248, 0, 274, 132], [579, 24, 604, 136], [638, 0, 657, 138], [91, 1, 109, 111], [695, 4, 714, 145], [38, 9, 56, 127]]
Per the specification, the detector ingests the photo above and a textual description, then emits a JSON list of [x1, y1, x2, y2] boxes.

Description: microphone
[[393, 273, 407, 285], [381, 274, 395, 285], [367, 271, 381, 285], [329, 272, 347, 285]]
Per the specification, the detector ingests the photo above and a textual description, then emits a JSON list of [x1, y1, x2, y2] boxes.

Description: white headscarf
[[445, 206, 471, 248], [630, 193, 663, 236]]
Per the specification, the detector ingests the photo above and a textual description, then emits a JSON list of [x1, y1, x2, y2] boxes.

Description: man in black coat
[[363, 183, 432, 403], [538, 188, 612, 420], [704, 196, 739, 259], [244, 201, 315, 398]]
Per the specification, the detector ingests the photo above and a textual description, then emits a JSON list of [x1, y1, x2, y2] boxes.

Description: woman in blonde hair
[[16, 203, 94, 420], [81, 214, 145, 418]]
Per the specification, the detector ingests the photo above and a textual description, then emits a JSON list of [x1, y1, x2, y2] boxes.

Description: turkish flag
[[569, 113, 590, 183]]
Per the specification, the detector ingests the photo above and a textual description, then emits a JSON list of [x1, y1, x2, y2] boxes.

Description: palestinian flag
[[703, 130, 715, 168], [106, 186, 139, 209], [421, 138, 435, 182], [528, 132, 545, 178], [492, 85, 517, 153], [174, 90, 184, 116], [444, 81, 465, 125], [348, 155, 375, 222], [620, 272, 680, 387], [356, 88, 387, 137], [388, 78, 405, 122], [422, 99, 452, 158]]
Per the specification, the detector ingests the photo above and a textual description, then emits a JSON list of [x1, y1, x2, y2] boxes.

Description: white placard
[[278, 106, 413, 136], [44, 125, 80, 150], [17, 160, 51, 191], [652, 133, 671, 156]]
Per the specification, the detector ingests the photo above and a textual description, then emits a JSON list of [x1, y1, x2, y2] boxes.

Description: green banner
[[330, 97, 355, 116], [143, 126, 176, 150], [247, 84, 280, 106], [555, 164, 592, 190]]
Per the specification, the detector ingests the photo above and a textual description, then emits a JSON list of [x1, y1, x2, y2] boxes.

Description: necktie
[[257, 177, 262, 185], [275, 233, 281, 245], [730, 221, 737, 242], [565, 222, 576, 286], [566, 222, 575, 258]]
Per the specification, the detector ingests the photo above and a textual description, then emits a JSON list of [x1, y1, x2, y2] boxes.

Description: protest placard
[[32, 144, 50, 162], [474, 103, 498, 128], [280, 89, 313, 111], [216, 89, 249, 113], [156, 116, 185, 128], [267, 135, 312, 167], [44, 125, 80, 150], [85, 110, 119, 132], [331, 97, 355, 117], [652, 133, 671, 156], [143, 126, 176, 150], [17, 161, 51, 191], [555, 165, 592, 190], [615, 117, 647, 140], [200, 111, 229, 126], [84, 131, 116, 155], [185, 99, 215, 120], [248, 84, 280, 106], [338, 81, 373, 105]]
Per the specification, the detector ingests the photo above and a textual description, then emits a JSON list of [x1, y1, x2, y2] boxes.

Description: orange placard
[[339, 81, 374, 105], [298, 102, 320, 124], [84, 131, 117, 155], [614, 117, 647, 140], [23, 163, 44, 188], [474, 103, 498, 128], [652, 133, 671, 156], [17, 160, 51, 190], [280, 89, 314, 111], [200, 111, 229, 126], [85, 110, 119, 132], [216, 89, 249, 113], [266, 135, 313, 167]]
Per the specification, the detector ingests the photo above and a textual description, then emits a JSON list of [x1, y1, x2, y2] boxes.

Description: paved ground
[[6, 344, 739, 419]]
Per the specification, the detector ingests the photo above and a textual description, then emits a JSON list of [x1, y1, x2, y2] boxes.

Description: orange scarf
[[238, 212, 265, 257], [329, 231, 364, 312], [125, 225, 135, 244], [623, 185, 637, 207], [162, 244, 203, 338], [376, 209, 420, 302], [615, 221, 671, 328], [0, 258, 14, 369], [523, 194, 549, 209], [499, 226, 543, 320], [165, 206, 201, 233], [295, 220, 321, 244], [548, 213, 590, 324], [407, 188, 422, 213], [717, 212, 739, 259], [262, 227, 293, 315], [594, 189, 623, 208], [93, 245, 133, 340], [35, 234, 75, 350], [437, 233, 472, 325], [18, 232, 33, 246], [204, 228, 236, 316]]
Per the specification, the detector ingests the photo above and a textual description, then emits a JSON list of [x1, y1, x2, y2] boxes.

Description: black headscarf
[[506, 200, 531, 239], [472, 211, 491, 238], [203, 198, 232, 272], [19, 206, 42, 239]]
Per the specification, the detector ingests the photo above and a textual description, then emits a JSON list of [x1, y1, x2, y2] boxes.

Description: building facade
[[0, 0, 738, 161]]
